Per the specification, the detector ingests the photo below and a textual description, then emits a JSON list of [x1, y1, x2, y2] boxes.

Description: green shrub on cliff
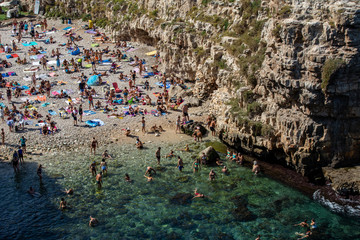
[[321, 59, 345, 91]]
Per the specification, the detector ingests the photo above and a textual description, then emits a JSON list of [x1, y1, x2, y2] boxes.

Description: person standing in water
[[96, 172, 103, 189], [209, 169, 217, 181], [192, 159, 200, 173], [37, 164, 45, 180], [100, 159, 107, 175], [156, 147, 161, 165], [90, 137, 98, 155], [89, 161, 97, 176], [12, 150, 20, 173], [177, 156, 184, 172]]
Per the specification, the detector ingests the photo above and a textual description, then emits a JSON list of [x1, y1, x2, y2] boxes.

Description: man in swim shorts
[[89, 161, 97, 176], [177, 156, 184, 172], [100, 159, 107, 175], [96, 172, 103, 189]]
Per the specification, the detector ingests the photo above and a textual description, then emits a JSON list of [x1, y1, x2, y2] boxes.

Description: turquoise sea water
[[1, 141, 359, 240]]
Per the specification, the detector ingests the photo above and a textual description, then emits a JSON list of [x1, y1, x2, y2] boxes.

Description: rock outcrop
[[198, 146, 220, 165], [32, 0, 360, 194]]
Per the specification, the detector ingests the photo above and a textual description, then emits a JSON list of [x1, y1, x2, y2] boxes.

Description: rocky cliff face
[[32, 0, 360, 191]]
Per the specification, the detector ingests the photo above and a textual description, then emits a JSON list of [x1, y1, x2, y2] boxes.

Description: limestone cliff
[[30, 0, 360, 192]]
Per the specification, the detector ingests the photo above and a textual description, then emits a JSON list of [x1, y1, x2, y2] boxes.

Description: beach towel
[[30, 55, 44, 60], [63, 26, 73, 31], [126, 48, 137, 52], [83, 110, 96, 116], [21, 86, 30, 90], [71, 48, 80, 55], [113, 99, 123, 104], [22, 42, 38, 47], [6, 55, 13, 59], [145, 50, 157, 56], [85, 30, 97, 34], [91, 43, 99, 47], [84, 64, 92, 68], [41, 102, 50, 107], [0, 103, 6, 108], [85, 119, 104, 127], [155, 82, 171, 89], [12, 54, 19, 58], [48, 110, 57, 116], [32, 61, 40, 66], [37, 95, 47, 102]]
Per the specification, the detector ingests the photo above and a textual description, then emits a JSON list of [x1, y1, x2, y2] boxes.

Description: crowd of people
[[0, 18, 318, 239]]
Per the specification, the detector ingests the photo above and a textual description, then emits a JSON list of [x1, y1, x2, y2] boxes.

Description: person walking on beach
[[18, 146, 24, 165], [19, 136, 27, 153], [141, 117, 146, 133], [72, 107, 78, 126], [0, 107, 4, 122], [96, 172, 103, 189], [78, 104, 83, 122], [6, 88, 12, 102], [90, 137, 98, 155], [210, 119, 216, 136], [1, 128, 5, 145], [88, 94, 94, 110], [176, 116, 181, 134], [156, 147, 161, 164]]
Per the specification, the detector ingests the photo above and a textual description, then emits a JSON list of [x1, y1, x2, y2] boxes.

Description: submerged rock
[[231, 195, 257, 222], [169, 193, 193, 205], [198, 146, 220, 165]]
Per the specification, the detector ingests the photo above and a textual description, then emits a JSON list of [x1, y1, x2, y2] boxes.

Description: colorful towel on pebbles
[[30, 55, 44, 60], [86, 119, 104, 127], [63, 27, 73, 31], [48, 110, 57, 116], [2, 72, 16, 77], [155, 82, 171, 89], [22, 42, 38, 47], [83, 110, 96, 116]]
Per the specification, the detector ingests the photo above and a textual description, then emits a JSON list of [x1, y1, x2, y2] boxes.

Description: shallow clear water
[[1, 141, 359, 240]]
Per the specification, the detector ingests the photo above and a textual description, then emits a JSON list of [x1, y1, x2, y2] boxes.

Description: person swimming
[[89, 216, 99, 227], [124, 173, 131, 182], [209, 169, 216, 181], [59, 198, 68, 210]]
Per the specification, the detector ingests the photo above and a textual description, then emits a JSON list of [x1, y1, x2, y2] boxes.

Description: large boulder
[[322, 166, 360, 195], [198, 146, 220, 165], [181, 121, 207, 136]]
